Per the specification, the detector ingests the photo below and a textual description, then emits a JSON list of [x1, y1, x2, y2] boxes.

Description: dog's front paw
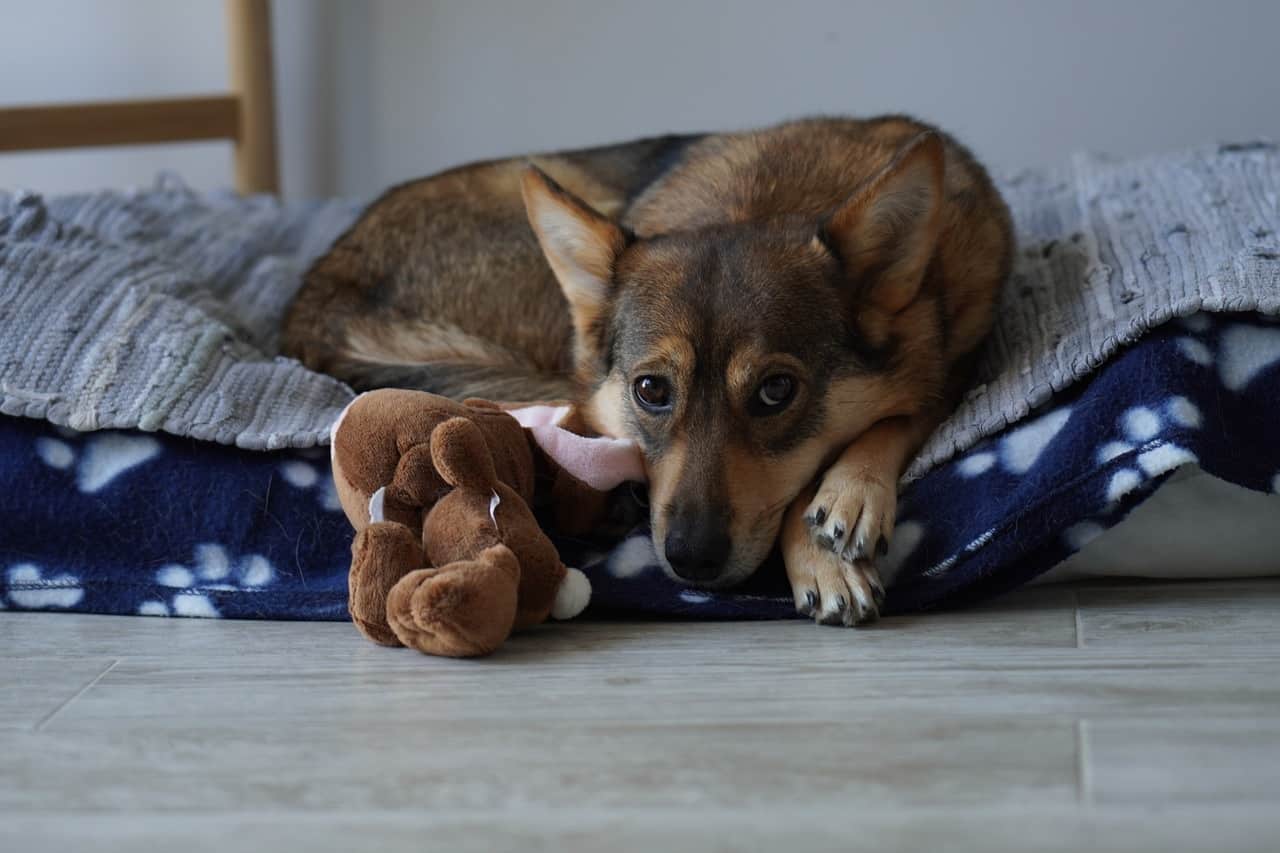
[[786, 537, 885, 627], [804, 466, 897, 563]]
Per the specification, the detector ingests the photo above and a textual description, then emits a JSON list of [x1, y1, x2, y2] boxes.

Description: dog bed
[[1, 310, 1276, 620], [1, 143, 1278, 620]]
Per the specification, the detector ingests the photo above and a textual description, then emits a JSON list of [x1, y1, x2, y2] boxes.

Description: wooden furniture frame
[[0, 0, 279, 195]]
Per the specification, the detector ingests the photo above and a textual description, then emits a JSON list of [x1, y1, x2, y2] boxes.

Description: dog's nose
[[664, 518, 731, 582]]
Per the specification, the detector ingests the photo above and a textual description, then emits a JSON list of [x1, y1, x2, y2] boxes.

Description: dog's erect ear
[[822, 132, 945, 314], [522, 165, 629, 376]]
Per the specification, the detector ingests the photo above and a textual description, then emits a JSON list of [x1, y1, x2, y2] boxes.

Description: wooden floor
[[3, 578, 1280, 852]]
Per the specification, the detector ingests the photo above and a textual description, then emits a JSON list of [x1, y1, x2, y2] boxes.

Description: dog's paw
[[787, 540, 885, 627], [804, 466, 897, 563]]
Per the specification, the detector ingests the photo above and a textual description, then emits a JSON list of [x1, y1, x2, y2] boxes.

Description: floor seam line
[[32, 658, 121, 733], [1076, 718, 1095, 807], [1073, 590, 1085, 649]]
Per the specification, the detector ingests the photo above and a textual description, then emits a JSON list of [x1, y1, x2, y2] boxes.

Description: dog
[[283, 115, 1013, 627]]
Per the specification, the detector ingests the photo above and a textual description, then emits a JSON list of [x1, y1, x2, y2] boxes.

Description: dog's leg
[[783, 413, 939, 625], [804, 416, 932, 562], [782, 487, 886, 626]]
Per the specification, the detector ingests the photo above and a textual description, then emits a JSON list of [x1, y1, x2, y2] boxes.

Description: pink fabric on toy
[[509, 405, 646, 491]]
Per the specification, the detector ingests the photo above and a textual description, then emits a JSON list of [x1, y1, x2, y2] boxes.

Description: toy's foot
[[550, 567, 591, 620], [386, 544, 520, 657], [349, 521, 422, 646]]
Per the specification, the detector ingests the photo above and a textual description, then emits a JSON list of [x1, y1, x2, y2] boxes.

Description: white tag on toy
[[488, 490, 501, 526], [368, 486, 386, 523]]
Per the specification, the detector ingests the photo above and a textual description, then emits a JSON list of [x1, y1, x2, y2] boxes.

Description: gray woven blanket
[[0, 179, 361, 448], [1, 144, 1277, 471], [911, 141, 1279, 476]]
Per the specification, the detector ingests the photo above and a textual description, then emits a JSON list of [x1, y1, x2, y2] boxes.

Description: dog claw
[[818, 601, 847, 626], [870, 578, 886, 609], [809, 507, 827, 526], [811, 512, 856, 557], [840, 534, 870, 563], [805, 465, 897, 574], [788, 526, 885, 628]]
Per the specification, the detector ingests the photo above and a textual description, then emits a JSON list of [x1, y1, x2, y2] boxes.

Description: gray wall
[[3, 0, 1278, 199]]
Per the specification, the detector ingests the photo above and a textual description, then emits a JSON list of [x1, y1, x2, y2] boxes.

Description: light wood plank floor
[[3, 579, 1279, 852]]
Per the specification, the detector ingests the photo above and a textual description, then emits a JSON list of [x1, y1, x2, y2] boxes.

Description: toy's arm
[[509, 405, 646, 492], [385, 444, 448, 510]]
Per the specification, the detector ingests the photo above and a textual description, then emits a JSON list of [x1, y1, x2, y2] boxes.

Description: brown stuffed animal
[[330, 388, 644, 657]]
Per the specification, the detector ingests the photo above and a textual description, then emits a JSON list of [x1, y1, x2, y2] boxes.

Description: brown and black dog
[[283, 116, 1013, 626]]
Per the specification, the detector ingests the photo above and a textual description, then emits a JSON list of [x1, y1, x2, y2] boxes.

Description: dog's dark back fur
[[283, 134, 702, 400], [284, 117, 1008, 402]]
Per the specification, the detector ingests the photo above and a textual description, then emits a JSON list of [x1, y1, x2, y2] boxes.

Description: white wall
[[0, 0, 334, 198], [2, 0, 1278, 200]]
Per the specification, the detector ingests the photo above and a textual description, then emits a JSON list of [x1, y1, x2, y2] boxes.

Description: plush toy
[[330, 388, 645, 657]]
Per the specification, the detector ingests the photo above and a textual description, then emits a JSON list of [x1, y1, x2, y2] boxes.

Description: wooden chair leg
[[226, 0, 280, 195]]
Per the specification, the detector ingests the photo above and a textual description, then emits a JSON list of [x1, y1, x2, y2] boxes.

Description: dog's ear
[[522, 165, 629, 376], [821, 132, 945, 314]]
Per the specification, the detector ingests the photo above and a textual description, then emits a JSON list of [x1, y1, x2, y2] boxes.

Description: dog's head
[[522, 134, 946, 587]]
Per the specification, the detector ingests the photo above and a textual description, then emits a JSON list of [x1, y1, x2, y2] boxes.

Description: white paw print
[[607, 536, 657, 578], [957, 450, 996, 478], [4, 563, 84, 609], [138, 544, 279, 618], [1219, 324, 1280, 392], [1122, 407, 1161, 442], [1176, 337, 1212, 366], [1166, 396, 1202, 428], [879, 519, 926, 578], [35, 432, 161, 493], [1101, 399, 1200, 504], [1063, 520, 1105, 551], [1174, 313, 1213, 367], [957, 408, 1071, 479], [1106, 468, 1143, 503], [1000, 407, 1072, 474], [278, 458, 343, 512]]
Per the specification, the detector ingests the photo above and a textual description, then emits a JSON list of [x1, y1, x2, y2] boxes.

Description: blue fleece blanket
[[1, 311, 1277, 621]]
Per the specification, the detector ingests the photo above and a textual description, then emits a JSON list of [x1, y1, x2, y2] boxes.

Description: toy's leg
[[348, 521, 422, 646], [385, 544, 521, 657], [550, 567, 591, 620]]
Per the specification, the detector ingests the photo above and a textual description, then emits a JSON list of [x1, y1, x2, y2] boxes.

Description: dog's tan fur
[[283, 116, 1013, 625]]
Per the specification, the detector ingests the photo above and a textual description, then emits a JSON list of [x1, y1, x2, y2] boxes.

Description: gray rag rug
[[1, 144, 1278, 471], [910, 140, 1279, 476], [0, 178, 362, 448]]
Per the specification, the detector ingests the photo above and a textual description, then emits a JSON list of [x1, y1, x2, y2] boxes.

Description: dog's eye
[[633, 375, 673, 411], [755, 374, 796, 411]]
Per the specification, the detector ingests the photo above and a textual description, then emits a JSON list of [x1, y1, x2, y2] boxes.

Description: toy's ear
[[522, 165, 629, 378], [822, 131, 945, 314], [429, 417, 498, 491]]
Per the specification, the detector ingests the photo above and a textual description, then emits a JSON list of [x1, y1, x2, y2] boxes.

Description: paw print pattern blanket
[[1, 312, 1277, 621]]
